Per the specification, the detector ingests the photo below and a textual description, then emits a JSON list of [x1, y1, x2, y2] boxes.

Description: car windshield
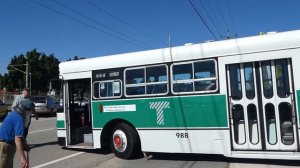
[[31, 97, 46, 103]]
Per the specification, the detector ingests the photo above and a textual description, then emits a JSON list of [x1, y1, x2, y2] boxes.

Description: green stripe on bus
[[56, 120, 65, 128], [92, 95, 227, 128]]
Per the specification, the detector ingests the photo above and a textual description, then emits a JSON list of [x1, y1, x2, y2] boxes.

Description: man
[[0, 99, 34, 168], [11, 87, 30, 110], [12, 87, 38, 139]]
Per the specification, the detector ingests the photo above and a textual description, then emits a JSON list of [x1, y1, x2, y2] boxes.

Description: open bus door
[[65, 78, 93, 147], [226, 59, 298, 151]]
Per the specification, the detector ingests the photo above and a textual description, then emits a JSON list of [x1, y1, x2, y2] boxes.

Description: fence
[[0, 94, 16, 104]]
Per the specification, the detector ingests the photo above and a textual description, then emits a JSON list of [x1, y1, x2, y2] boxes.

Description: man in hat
[[11, 88, 38, 144], [0, 99, 34, 168], [12, 87, 31, 110]]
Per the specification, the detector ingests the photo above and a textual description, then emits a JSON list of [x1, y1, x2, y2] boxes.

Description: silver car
[[31, 96, 60, 115]]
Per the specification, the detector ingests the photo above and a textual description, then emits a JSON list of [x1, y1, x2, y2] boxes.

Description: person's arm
[[32, 108, 38, 120], [12, 95, 20, 107], [15, 136, 28, 168], [11, 95, 22, 111]]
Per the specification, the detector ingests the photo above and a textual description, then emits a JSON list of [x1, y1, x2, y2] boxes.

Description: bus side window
[[95, 80, 122, 99], [146, 65, 168, 95], [125, 68, 146, 96], [93, 82, 100, 98], [125, 64, 168, 97], [172, 59, 217, 94], [172, 63, 193, 93], [194, 60, 217, 92]]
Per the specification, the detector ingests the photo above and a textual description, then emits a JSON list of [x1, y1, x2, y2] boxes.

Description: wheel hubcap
[[114, 136, 122, 148], [112, 130, 127, 152]]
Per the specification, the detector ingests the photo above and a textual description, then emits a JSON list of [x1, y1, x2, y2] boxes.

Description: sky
[[1, 0, 300, 76]]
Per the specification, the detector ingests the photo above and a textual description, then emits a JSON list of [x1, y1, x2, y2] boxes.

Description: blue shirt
[[0, 111, 24, 142]]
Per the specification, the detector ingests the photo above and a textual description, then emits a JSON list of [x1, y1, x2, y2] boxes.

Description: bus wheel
[[110, 123, 141, 159]]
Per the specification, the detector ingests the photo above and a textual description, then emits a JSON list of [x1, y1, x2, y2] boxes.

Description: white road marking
[[32, 117, 57, 122], [32, 152, 85, 168], [29, 128, 55, 134]]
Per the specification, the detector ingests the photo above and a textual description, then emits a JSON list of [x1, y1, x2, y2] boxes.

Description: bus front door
[[66, 79, 92, 146], [227, 59, 298, 151]]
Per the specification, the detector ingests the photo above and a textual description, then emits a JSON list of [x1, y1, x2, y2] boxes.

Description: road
[[6, 117, 299, 168]]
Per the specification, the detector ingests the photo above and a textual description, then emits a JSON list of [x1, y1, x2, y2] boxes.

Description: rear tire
[[110, 123, 141, 159]]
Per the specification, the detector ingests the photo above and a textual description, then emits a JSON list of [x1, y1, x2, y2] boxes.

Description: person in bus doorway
[[11, 87, 38, 148], [0, 99, 34, 168]]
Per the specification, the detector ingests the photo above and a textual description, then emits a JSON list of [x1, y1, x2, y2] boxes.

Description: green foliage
[[67, 55, 85, 61], [6, 49, 60, 93]]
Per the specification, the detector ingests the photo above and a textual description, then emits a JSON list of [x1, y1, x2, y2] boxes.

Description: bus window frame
[[124, 64, 169, 97], [93, 79, 123, 99], [171, 59, 218, 95]]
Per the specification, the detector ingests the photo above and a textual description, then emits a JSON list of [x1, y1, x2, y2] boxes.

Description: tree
[[0, 74, 11, 91], [66, 55, 86, 61], [7, 54, 27, 91], [7, 49, 60, 94]]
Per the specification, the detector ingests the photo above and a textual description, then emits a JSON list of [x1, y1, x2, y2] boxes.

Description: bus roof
[[59, 29, 300, 78]]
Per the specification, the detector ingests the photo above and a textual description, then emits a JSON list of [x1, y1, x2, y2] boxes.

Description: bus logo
[[149, 101, 170, 125]]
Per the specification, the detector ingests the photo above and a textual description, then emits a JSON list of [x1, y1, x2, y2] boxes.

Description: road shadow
[[149, 153, 228, 162], [228, 157, 300, 167], [38, 142, 300, 166], [147, 153, 300, 166], [29, 141, 58, 150], [35, 113, 56, 118], [61, 146, 113, 156]]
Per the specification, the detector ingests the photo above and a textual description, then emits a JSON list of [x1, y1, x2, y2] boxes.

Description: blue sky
[[1, 0, 300, 75]]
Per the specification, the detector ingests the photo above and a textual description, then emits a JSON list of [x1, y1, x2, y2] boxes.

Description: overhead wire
[[196, 0, 222, 39], [225, 0, 238, 38], [188, 0, 218, 40], [51, 0, 152, 49], [84, 0, 166, 46], [29, 0, 151, 49], [214, 0, 230, 38], [203, 0, 227, 38], [51, 0, 154, 49]]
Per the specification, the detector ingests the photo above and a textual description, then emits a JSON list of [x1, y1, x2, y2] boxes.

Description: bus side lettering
[[176, 133, 188, 138]]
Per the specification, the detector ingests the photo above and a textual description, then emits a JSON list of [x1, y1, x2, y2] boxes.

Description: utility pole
[[0, 75, 2, 90], [8, 61, 29, 88], [26, 61, 28, 88]]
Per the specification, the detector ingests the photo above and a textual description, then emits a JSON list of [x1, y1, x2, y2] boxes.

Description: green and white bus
[[57, 29, 300, 160]]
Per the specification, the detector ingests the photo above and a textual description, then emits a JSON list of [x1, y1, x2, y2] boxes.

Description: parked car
[[31, 96, 60, 115], [0, 100, 10, 120]]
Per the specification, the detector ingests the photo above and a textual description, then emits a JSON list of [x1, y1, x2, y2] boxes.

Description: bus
[[57, 29, 300, 160]]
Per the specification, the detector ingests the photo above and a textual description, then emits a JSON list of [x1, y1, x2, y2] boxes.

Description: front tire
[[110, 123, 141, 159]]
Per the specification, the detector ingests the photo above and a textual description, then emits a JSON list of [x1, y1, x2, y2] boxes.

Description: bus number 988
[[176, 133, 188, 138]]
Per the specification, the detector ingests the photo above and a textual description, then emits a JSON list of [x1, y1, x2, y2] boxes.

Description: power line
[[214, 0, 230, 38], [51, 0, 152, 49], [84, 0, 166, 46], [226, 0, 238, 38], [204, 0, 227, 38], [197, 0, 222, 39], [188, 0, 218, 40], [29, 0, 150, 49]]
